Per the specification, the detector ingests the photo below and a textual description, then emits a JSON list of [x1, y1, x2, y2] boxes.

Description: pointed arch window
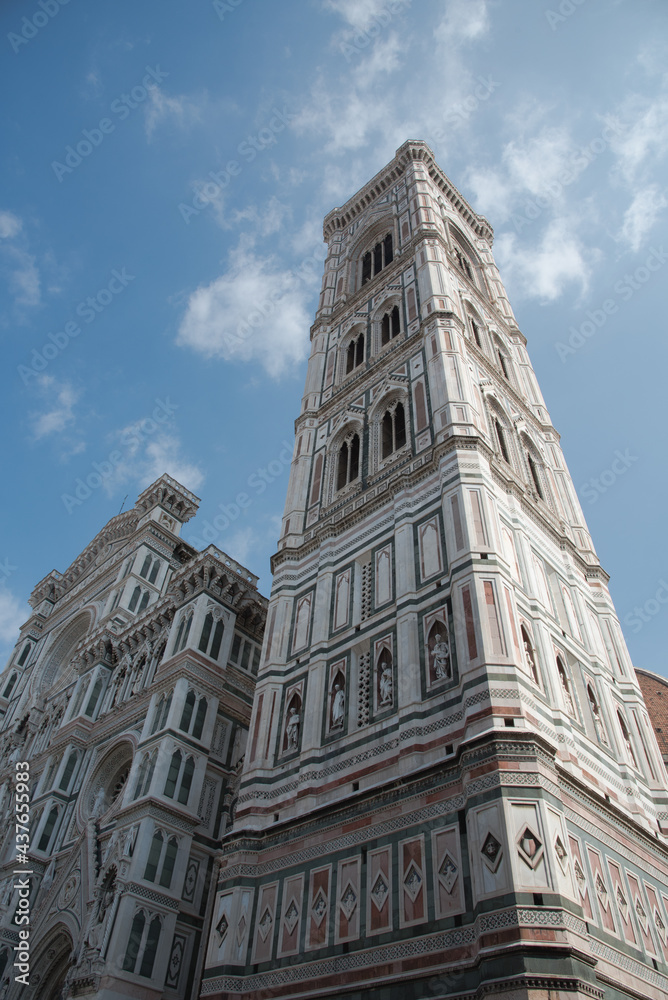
[[521, 626, 539, 685], [38, 805, 59, 852], [527, 453, 544, 500], [497, 349, 511, 381], [2, 672, 18, 699], [454, 246, 474, 281], [336, 434, 360, 491], [556, 656, 575, 716], [495, 420, 511, 464], [123, 910, 146, 972], [361, 231, 393, 286], [138, 591, 150, 614], [617, 711, 638, 768], [346, 333, 365, 373], [174, 612, 193, 653], [164, 750, 182, 799], [381, 305, 401, 346], [179, 690, 196, 732], [139, 915, 161, 978], [58, 750, 78, 791], [144, 830, 164, 882], [587, 685, 608, 745], [198, 611, 225, 660], [84, 673, 105, 718], [128, 586, 141, 612], [17, 642, 31, 667], [381, 401, 406, 458], [470, 318, 483, 349]]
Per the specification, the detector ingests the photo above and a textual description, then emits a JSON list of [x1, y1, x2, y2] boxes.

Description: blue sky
[[1, 0, 667, 676]]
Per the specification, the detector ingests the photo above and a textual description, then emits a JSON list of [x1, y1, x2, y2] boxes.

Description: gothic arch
[[370, 293, 403, 352], [368, 385, 410, 470], [520, 432, 553, 507], [338, 322, 367, 380], [462, 299, 488, 353], [31, 926, 74, 1000], [347, 214, 396, 292], [37, 610, 95, 696], [485, 394, 517, 470], [77, 735, 137, 828], [326, 418, 364, 502], [448, 223, 488, 296]]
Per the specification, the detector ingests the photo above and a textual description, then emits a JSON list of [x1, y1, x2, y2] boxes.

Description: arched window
[[346, 333, 364, 373], [587, 685, 608, 745], [38, 805, 59, 852], [123, 910, 146, 972], [178, 757, 195, 805], [192, 697, 207, 740], [144, 830, 164, 882], [617, 711, 638, 767], [84, 674, 105, 718], [527, 453, 544, 500], [495, 420, 511, 464], [520, 626, 539, 685], [174, 612, 193, 653], [58, 751, 77, 791], [381, 305, 401, 346], [498, 349, 511, 381], [179, 690, 196, 732], [140, 555, 152, 579], [148, 560, 161, 584], [138, 591, 150, 614], [164, 750, 182, 799], [159, 837, 178, 889], [470, 318, 483, 349], [133, 753, 150, 799], [381, 402, 406, 458], [454, 246, 474, 281], [199, 613, 225, 660], [139, 915, 161, 978], [17, 642, 31, 667], [556, 656, 575, 716], [361, 232, 393, 286], [336, 434, 360, 491], [128, 586, 141, 613], [2, 672, 18, 699]]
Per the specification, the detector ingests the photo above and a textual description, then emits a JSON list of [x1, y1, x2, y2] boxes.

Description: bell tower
[[202, 141, 668, 1000]]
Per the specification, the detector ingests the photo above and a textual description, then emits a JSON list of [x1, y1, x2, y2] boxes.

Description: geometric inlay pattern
[[481, 832, 503, 873], [258, 907, 273, 942], [554, 835, 568, 874], [595, 873, 609, 911], [370, 872, 389, 911], [340, 883, 358, 921], [284, 900, 299, 936], [403, 863, 423, 902], [438, 852, 459, 894], [311, 889, 328, 927], [516, 826, 543, 870]]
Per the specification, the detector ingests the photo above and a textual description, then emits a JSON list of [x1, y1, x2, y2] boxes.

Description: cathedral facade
[[199, 142, 668, 999], [0, 475, 266, 999]]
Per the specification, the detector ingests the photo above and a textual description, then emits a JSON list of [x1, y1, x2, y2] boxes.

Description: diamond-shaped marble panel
[[340, 883, 358, 920], [370, 872, 389, 911], [438, 852, 459, 894], [403, 862, 423, 902]]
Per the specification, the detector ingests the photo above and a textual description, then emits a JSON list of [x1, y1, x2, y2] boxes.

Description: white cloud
[[495, 218, 593, 303], [610, 94, 668, 182], [144, 85, 205, 139], [0, 211, 22, 240], [31, 377, 80, 440], [140, 435, 205, 492], [0, 211, 41, 310], [618, 184, 668, 252], [0, 586, 27, 649], [101, 418, 205, 497], [231, 197, 290, 236], [433, 0, 489, 46], [177, 241, 313, 378]]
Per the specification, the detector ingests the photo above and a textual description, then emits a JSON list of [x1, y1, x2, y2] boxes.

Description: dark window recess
[[382, 403, 406, 458], [495, 420, 511, 464], [362, 252, 372, 285], [527, 453, 544, 500], [337, 435, 360, 490]]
